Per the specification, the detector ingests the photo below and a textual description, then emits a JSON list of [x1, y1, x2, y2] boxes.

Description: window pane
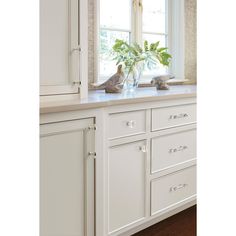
[[142, 34, 168, 78], [100, 30, 130, 78], [143, 33, 166, 47], [142, 0, 166, 33], [100, 0, 131, 30], [142, 64, 168, 78]]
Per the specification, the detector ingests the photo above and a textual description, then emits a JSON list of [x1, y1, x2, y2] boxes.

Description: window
[[142, 0, 168, 78], [99, 0, 131, 81], [96, 0, 185, 83]]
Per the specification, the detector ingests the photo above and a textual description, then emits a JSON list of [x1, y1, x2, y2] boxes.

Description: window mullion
[[169, 0, 185, 80], [131, 0, 136, 43], [132, 0, 142, 44]]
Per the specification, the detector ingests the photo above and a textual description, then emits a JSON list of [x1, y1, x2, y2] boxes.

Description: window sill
[[89, 79, 195, 90]]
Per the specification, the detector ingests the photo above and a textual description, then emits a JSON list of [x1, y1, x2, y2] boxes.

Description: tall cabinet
[[40, 0, 88, 97], [40, 118, 95, 236]]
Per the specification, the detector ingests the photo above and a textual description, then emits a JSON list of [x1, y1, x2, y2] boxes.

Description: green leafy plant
[[112, 39, 172, 78]]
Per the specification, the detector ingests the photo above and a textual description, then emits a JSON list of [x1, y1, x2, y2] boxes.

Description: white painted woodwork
[[40, 118, 95, 236], [151, 166, 196, 216], [78, 0, 88, 98], [151, 103, 196, 131], [40, 96, 197, 236], [108, 141, 147, 233], [168, 0, 185, 80], [151, 128, 196, 173], [40, 0, 88, 96], [109, 110, 146, 139], [40, 0, 69, 86]]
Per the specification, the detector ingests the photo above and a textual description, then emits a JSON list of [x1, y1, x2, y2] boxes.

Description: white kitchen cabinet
[[105, 100, 196, 235], [108, 141, 147, 233], [40, 0, 88, 97], [40, 118, 95, 236], [40, 91, 197, 236]]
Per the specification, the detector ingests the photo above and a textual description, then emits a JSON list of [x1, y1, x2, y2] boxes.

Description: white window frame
[[94, 0, 185, 84]]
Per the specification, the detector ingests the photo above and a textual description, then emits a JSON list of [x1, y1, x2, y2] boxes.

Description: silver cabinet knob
[[126, 120, 136, 128]]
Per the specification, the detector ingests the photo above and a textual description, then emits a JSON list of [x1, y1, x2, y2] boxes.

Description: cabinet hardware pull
[[170, 184, 188, 192], [139, 145, 147, 153], [169, 145, 188, 154], [169, 113, 188, 120], [126, 120, 136, 128]]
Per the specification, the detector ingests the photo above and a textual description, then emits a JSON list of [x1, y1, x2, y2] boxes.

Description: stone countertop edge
[[40, 85, 197, 114]]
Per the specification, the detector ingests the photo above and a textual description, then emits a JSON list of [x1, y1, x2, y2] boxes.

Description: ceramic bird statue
[[151, 75, 175, 90], [92, 65, 125, 93]]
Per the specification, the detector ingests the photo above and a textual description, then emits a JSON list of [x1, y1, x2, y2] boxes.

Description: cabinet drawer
[[152, 104, 196, 131], [151, 129, 196, 173], [151, 166, 196, 215], [109, 110, 146, 139]]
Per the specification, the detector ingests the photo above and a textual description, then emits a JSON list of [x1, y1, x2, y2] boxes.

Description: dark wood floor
[[133, 205, 196, 236]]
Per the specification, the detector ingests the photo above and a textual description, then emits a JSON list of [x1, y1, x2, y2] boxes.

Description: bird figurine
[[91, 65, 125, 93], [151, 75, 175, 90]]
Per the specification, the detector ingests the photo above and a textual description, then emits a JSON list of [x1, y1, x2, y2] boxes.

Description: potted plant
[[112, 39, 172, 91]]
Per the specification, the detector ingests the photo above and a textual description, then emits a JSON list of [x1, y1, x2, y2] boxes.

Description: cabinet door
[[40, 0, 88, 96], [108, 141, 147, 233], [40, 118, 95, 236]]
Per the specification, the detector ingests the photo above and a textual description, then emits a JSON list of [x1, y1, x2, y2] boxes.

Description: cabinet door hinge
[[72, 81, 82, 86], [88, 152, 97, 159], [87, 125, 97, 131]]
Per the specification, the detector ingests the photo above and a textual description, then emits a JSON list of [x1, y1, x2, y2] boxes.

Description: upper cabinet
[[40, 0, 88, 97]]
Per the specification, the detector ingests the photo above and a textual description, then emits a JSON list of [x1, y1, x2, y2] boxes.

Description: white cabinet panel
[[108, 141, 147, 233], [40, 0, 88, 96], [151, 166, 196, 215], [40, 118, 94, 236], [151, 129, 196, 173], [40, 0, 70, 86], [109, 110, 146, 139], [152, 104, 196, 131]]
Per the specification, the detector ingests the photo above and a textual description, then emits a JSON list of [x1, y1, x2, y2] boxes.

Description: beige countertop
[[40, 85, 197, 114]]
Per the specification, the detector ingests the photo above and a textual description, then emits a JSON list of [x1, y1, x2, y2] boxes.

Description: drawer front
[[151, 166, 196, 215], [152, 104, 196, 131], [109, 110, 146, 139], [151, 129, 196, 173]]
